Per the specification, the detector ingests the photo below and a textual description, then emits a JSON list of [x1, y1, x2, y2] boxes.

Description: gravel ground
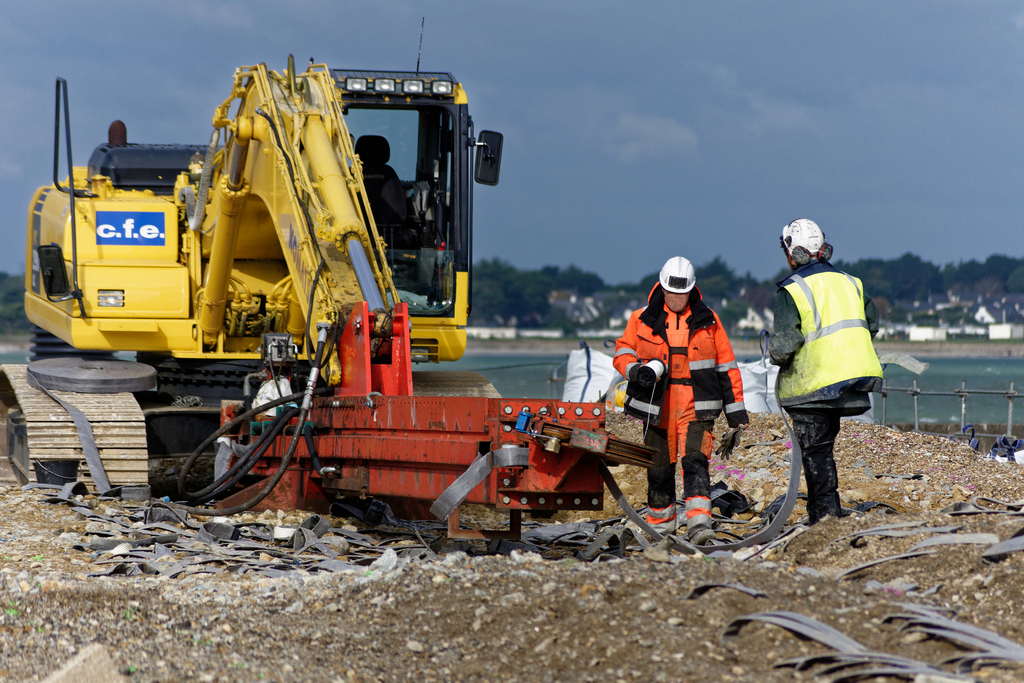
[[5, 413, 1024, 682]]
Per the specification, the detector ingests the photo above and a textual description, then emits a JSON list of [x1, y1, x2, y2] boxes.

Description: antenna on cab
[[416, 17, 425, 74]]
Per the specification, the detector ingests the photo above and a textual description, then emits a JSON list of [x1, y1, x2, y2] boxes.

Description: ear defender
[[780, 236, 832, 265], [790, 246, 811, 265]]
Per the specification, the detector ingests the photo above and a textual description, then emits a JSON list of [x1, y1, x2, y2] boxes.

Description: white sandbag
[[561, 345, 618, 403], [738, 359, 779, 414], [738, 358, 875, 422]]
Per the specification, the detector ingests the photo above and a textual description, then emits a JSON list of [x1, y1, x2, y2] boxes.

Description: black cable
[[179, 406, 298, 503], [304, 259, 326, 364], [168, 338, 330, 516], [174, 386, 330, 500]]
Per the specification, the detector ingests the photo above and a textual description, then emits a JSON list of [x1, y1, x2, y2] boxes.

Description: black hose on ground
[[602, 377, 804, 554]]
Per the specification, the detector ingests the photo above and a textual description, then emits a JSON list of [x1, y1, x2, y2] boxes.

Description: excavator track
[[412, 371, 502, 398], [0, 364, 148, 488]]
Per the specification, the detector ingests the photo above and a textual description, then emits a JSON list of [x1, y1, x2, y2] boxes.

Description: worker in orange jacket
[[613, 257, 748, 544]]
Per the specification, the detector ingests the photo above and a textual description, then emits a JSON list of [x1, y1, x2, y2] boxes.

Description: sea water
[[437, 352, 1024, 425]]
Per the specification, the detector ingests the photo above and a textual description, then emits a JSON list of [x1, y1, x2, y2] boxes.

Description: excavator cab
[[335, 70, 502, 362]]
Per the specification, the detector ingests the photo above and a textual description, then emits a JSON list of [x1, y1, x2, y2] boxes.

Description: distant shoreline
[[464, 337, 1024, 358], [0, 336, 29, 354]]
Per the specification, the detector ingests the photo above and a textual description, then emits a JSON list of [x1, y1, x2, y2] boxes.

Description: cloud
[[610, 113, 699, 162], [743, 94, 823, 135], [701, 63, 824, 137], [532, 86, 699, 165], [0, 156, 21, 179], [1015, 10, 1024, 29]]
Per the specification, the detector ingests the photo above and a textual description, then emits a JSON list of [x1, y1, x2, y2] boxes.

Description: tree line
[[468, 253, 1024, 330], [0, 273, 27, 335], [1, 252, 1021, 334]]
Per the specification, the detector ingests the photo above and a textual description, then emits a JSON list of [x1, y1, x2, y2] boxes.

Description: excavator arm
[[196, 63, 400, 378]]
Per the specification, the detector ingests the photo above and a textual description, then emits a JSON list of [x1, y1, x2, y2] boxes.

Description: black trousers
[[788, 408, 843, 525], [644, 421, 713, 510]]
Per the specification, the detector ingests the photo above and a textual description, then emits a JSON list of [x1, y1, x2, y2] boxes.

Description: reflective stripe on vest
[[724, 401, 745, 414], [694, 400, 722, 411], [689, 359, 716, 371], [615, 347, 639, 358], [780, 270, 882, 404], [789, 272, 864, 344]]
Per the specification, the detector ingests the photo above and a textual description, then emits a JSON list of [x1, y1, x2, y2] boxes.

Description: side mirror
[[37, 245, 70, 298], [474, 130, 503, 186]]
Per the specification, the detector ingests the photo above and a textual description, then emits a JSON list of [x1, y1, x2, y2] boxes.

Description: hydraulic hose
[[181, 407, 299, 503], [303, 424, 330, 475], [188, 411, 297, 506], [170, 328, 331, 516], [174, 388, 322, 500], [189, 129, 220, 232]]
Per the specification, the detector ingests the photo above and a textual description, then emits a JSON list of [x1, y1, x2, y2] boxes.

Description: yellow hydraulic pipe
[[197, 138, 251, 345], [300, 115, 364, 239]]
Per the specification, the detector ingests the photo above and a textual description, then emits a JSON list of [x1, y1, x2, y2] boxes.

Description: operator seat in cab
[[355, 135, 415, 248]]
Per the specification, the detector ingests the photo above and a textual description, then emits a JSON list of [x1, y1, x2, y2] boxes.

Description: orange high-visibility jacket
[[613, 285, 748, 429]]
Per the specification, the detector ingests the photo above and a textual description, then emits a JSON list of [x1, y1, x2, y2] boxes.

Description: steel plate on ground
[[27, 358, 157, 394]]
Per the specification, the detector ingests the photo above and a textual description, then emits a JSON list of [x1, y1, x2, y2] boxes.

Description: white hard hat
[[781, 219, 825, 257], [659, 256, 696, 293]]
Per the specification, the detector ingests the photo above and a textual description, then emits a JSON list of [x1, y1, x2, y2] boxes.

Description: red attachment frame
[[217, 301, 608, 538]]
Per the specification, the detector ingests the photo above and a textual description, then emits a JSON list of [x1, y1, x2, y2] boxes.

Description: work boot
[[684, 496, 715, 545], [686, 521, 717, 546]]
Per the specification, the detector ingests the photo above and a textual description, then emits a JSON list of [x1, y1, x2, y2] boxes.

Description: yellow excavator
[[9, 58, 654, 538], [14, 58, 504, 474]]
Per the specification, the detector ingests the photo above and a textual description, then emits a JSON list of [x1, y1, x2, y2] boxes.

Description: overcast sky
[[2, 1, 1023, 285]]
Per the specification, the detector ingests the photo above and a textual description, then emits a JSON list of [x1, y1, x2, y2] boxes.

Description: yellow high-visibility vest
[[779, 269, 882, 405]]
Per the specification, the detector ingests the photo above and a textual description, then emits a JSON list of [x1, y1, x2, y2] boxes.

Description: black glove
[[714, 426, 744, 460], [636, 364, 658, 387]]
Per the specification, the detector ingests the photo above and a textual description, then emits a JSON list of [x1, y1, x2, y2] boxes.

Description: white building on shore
[[465, 327, 517, 340]]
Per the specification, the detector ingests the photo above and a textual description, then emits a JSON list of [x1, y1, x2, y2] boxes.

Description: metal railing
[[547, 360, 568, 398], [877, 379, 1017, 437]]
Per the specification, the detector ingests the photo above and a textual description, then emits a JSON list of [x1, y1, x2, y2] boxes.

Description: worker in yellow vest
[[768, 219, 883, 525]]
